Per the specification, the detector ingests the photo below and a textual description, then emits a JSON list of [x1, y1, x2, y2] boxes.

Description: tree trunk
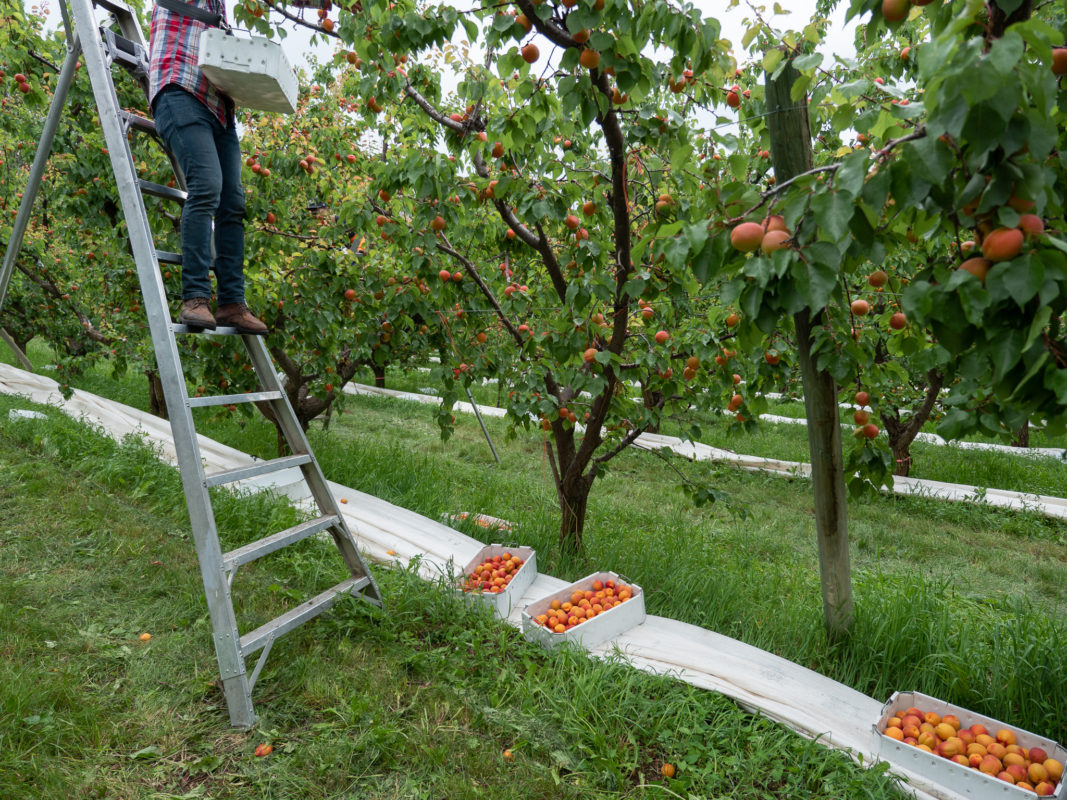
[[880, 369, 944, 477], [767, 55, 853, 638], [640, 385, 663, 433], [557, 472, 593, 557], [1012, 420, 1030, 448], [371, 362, 386, 388], [146, 368, 168, 419]]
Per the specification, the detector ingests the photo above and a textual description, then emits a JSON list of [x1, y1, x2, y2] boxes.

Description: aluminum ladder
[[0, 0, 382, 728]]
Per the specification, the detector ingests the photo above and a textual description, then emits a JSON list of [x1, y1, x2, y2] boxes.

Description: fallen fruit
[[461, 553, 525, 595], [254, 743, 273, 757], [138, 632, 151, 642]]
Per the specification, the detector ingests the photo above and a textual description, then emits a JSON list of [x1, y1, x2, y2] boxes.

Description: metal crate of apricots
[[874, 690, 1065, 798], [521, 571, 645, 650], [457, 545, 537, 619]]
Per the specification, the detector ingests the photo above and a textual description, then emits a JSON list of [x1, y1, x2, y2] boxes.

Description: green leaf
[[810, 191, 854, 242]]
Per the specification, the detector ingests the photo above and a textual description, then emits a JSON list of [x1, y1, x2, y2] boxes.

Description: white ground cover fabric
[[1, 362, 1042, 800], [346, 382, 1067, 521]]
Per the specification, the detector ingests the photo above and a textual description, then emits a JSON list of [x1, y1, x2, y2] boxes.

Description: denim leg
[[152, 87, 240, 302], [212, 121, 246, 305]]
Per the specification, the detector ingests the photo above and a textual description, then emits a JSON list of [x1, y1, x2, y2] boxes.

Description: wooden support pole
[[0, 328, 34, 372], [765, 56, 854, 637]]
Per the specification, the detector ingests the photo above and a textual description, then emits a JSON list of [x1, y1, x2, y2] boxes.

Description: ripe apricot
[[995, 729, 1017, 746], [851, 299, 870, 316], [730, 221, 764, 252], [1054, 47, 1067, 75], [1044, 758, 1063, 781], [980, 754, 1003, 775], [761, 229, 790, 254], [884, 726, 905, 741], [1019, 214, 1044, 239], [521, 43, 539, 63], [934, 723, 956, 741], [1028, 763, 1050, 784], [762, 214, 788, 233], [959, 257, 992, 284], [982, 228, 1024, 262], [579, 49, 600, 70], [882, 0, 909, 22], [868, 269, 888, 287]]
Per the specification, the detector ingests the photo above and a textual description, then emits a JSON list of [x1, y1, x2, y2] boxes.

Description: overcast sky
[[31, 0, 858, 74]]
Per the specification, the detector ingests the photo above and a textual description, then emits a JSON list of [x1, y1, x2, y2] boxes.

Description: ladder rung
[[156, 249, 182, 264], [139, 178, 186, 204], [102, 28, 147, 76], [204, 454, 312, 488], [240, 576, 372, 655], [223, 514, 341, 572], [188, 390, 284, 409], [120, 110, 156, 136], [94, 0, 137, 20]]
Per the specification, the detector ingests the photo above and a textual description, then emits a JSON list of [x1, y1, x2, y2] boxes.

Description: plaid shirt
[[148, 0, 233, 126]]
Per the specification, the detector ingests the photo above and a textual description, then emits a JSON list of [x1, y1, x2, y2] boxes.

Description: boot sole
[[178, 319, 217, 332], [218, 323, 268, 336]]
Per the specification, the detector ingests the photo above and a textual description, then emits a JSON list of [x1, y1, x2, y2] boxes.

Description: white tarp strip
[[0, 362, 1005, 800], [344, 380, 1067, 520]]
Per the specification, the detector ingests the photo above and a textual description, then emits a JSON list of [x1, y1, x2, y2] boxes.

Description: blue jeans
[[152, 85, 246, 305]]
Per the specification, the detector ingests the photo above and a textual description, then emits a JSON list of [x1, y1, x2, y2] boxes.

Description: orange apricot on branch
[[761, 229, 790, 254], [959, 256, 992, 284], [730, 221, 764, 252], [982, 227, 1024, 262]]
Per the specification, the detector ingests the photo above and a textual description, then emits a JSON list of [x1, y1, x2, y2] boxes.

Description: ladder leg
[[0, 41, 82, 311]]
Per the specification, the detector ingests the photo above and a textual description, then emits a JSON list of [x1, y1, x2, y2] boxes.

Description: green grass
[[2, 341, 1066, 788], [0, 400, 912, 799]]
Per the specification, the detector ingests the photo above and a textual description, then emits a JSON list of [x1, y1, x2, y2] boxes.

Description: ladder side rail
[[0, 40, 82, 313], [243, 337, 382, 600], [66, 0, 256, 727]]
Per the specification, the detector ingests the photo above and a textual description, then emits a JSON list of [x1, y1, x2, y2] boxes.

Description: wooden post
[[765, 56, 854, 637], [0, 327, 34, 372]]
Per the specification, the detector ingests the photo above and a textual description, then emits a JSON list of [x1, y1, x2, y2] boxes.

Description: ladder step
[[223, 514, 341, 572], [139, 178, 186, 204], [102, 28, 147, 77], [188, 390, 283, 409], [204, 454, 312, 488], [119, 110, 156, 136], [240, 576, 372, 655], [94, 0, 137, 17], [156, 249, 181, 264]]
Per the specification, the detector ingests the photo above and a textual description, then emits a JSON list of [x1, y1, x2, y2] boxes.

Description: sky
[[29, 0, 858, 76]]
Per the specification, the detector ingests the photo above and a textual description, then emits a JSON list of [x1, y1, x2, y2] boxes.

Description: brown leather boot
[[216, 302, 268, 336], [177, 297, 216, 331]]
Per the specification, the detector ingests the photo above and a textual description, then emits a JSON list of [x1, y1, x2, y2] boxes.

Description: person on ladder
[[148, 0, 268, 335]]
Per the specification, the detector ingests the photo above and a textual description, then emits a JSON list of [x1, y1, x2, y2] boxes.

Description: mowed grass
[[0, 398, 911, 800], [2, 343, 1066, 775], [354, 366, 1067, 498]]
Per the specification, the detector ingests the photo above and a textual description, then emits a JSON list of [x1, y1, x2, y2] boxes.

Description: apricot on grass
[[730, 221, 765, 252]]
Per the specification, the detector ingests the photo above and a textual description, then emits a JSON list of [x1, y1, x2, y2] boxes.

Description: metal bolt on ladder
[[0, 0, 382, 728]]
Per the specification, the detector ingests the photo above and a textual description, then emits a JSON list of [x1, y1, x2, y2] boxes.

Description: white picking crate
[[457, 545, 537, 620], [873, 691, 1065, 799], [198, 29, 297, 114], [521, 571, 645, 650]]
